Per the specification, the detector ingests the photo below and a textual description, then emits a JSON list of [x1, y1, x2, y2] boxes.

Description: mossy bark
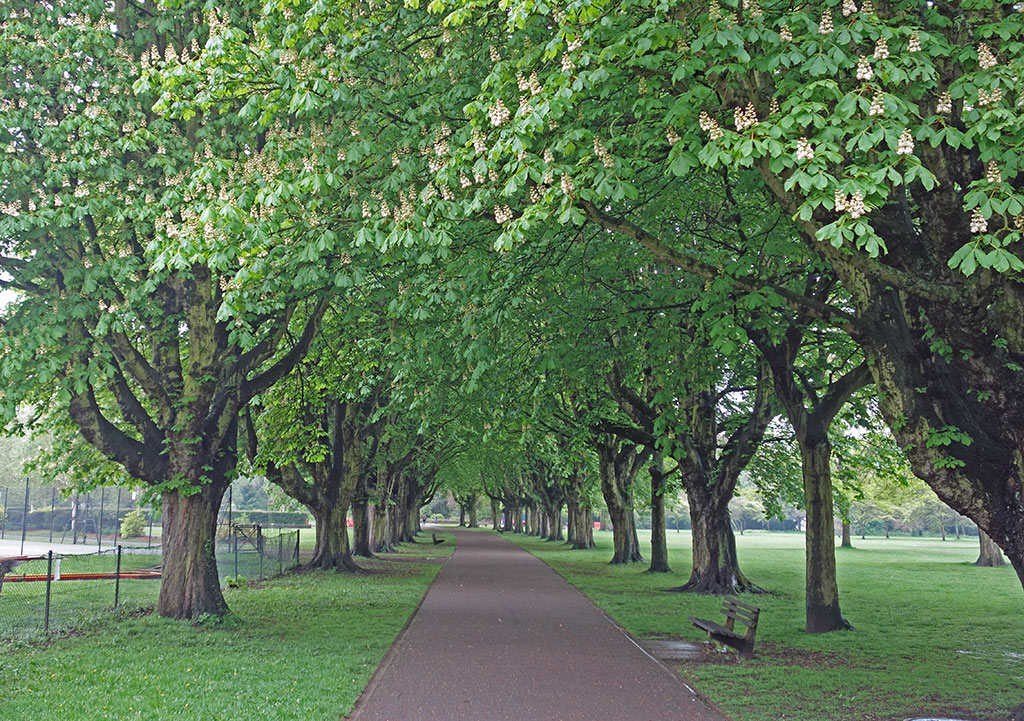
[[647, 460, 672, 573], [158, 485, 229, 621]]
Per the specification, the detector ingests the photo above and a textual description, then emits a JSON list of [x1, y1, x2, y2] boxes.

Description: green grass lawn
[[508, 529, 1023, 721], [0, 531, 453, 721]]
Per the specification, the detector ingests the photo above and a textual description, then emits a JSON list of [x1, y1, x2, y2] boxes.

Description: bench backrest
[[720, 596, 760, 638]]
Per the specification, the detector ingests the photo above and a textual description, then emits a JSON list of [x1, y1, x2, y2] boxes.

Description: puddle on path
[[640, 640, 708, 661]]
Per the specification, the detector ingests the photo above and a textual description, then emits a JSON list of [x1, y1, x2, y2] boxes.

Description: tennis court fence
[[0, 524, 301, 640]]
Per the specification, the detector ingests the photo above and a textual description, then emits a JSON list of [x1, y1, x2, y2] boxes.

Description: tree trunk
[[976, 530, 1007, 567], [459, 506, 466, 527], [841, 522, 852, 548], [370, 502, 393, 552], [386, 502, 403, 547], [801, 438, 853, 632], [468, 501, 478, 528], [670, 492, 758, 593], [351, 495, 373, 558], [566, 501, 577, 546], [489, 498, 500, 530], [567, 497, 594, 550], [596, 437, 649, 564], [158, 485, 228, 621], [581, 503, 594, 547], [648, 461, 672, 573], [307, 503, 359, 571], [607, 502, 643, 563], [546, 508, 561, 541]]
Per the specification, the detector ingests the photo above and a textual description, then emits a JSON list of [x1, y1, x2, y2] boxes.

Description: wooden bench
[[431, 533, 445, 545], [689, 596, 760, 658]]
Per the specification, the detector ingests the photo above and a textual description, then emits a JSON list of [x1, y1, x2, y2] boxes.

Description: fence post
[[20, 476, 29, 555], [2, 486, 8, 539], [147, 506, 154, 549], [44, 551, 53, 633], [114, 545, 123, 607], [114, 488, 121, 545], [278, 535, 283, 575], [49, 487, 56, 543], [258, 525, 264, 580], [97, 487, 105, 551], [295, 530, 300, 565]]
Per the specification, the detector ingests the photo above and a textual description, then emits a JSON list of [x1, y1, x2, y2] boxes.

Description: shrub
[[120, 507, 147, 538]]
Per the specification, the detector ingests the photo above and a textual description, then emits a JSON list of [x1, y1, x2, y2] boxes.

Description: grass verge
[[0, 531, 453, 721], [508, 529, 1022, 721]]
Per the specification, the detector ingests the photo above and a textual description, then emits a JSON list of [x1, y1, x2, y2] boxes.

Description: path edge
[[341, 530, 456, 721]]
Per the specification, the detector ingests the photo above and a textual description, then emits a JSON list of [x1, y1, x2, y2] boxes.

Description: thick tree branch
[[242, 297, 329, 402], [579, 200, 863, 333]]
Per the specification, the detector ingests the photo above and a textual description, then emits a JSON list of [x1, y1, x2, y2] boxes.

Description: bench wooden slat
[[689, 617, 742, 640], [724, 597, 759, 613], [690, 596, 760, 658]]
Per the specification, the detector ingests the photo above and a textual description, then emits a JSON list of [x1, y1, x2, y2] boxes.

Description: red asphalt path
[[348, 528, 728, 721]]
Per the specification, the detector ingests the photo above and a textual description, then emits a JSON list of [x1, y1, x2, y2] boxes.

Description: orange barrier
[[3, 571, 161, 582]]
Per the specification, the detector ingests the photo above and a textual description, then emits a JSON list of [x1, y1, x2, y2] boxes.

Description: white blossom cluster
[[908, 32, 921, 53], [593, 137, 614, 168], [835, 189, 867, 219], [796, 137, 815, 161], [874, 37, 889, 60], [666, 127, 681, 145], [488, 98, 510, 126], [560, 174, 575, 197], [842, 0, 857, 16], [779, 24, 793, 42], [856, 56, 873, 81], [978, 87, 1002, 106], [517, 72, 542, 96], [819, 9, 833, 34], [472, 129, 487, 154], [741, 0, 762, 19], [986, 160, 1001, 184], [699, 111, 724, 140], [895, 128, 915, 155], [869, 90, 886, 116], [494, 204, 513, 223], [977, 43, 998, 69], [936, 91, 952, 114], [970, 208, 987, 234], [733, 103, 758, 131]]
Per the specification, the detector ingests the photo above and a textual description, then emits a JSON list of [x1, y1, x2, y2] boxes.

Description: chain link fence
[[0, 547, 161, 640], [215, 523, 301, 585], [1, 525, 301, 641]]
